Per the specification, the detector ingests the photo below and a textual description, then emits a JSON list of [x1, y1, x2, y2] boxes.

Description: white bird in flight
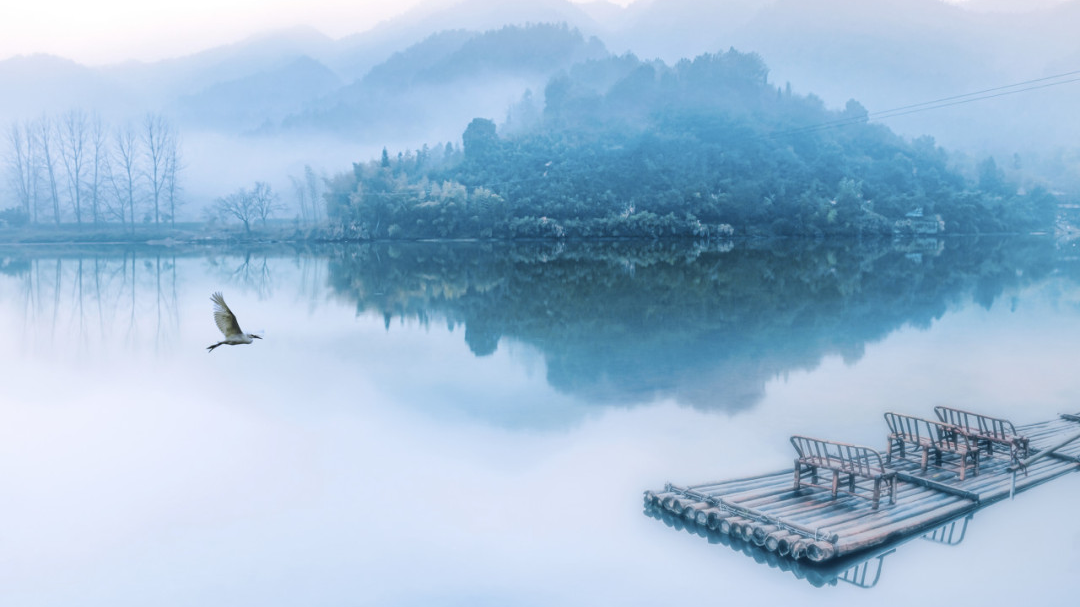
[[207, 292, 262, 352]]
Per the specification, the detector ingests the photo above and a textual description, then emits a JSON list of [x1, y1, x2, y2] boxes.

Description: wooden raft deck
[[645, 412, 1080, 566]]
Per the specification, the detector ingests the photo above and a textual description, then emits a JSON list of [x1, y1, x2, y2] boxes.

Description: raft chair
[[791, 435, 897, 509], [884, 412, 980, 480], [933, 405, 1030, 467]]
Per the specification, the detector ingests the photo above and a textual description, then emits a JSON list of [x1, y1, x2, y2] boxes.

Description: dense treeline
[[325, 50, 1058, 240]]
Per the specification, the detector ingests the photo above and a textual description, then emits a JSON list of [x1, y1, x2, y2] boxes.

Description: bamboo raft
[[645, 411, 1080, 575]]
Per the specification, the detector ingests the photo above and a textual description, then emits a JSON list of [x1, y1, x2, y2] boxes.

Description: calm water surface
[[0, 238, 1077, 606]]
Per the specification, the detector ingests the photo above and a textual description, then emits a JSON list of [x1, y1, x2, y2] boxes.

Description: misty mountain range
[[2, 0, 1079, 207]]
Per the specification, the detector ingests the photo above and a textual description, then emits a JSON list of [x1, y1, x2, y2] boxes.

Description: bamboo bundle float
[[765, 531, 801, 556], [707, 508, 735, 531], [693, 506, 719, 527], [643, 490, 677, 506], [694, 507, 732, 531], [752, 524, 780, 546], [656, 493, 681, 510], [731, 518, 752, 540], [687, 471, 797, 494], [803, 540, 837, 563], [662, 494, 702, 514], [789, 538, 810, 560], [669, 487, 843, 542], [681, 503, 706, 520], [722, 516, 751, 537], [740, 521, 757, 543]]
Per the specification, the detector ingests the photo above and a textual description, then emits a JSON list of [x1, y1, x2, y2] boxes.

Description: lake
[[0, 237, 1077, 606]]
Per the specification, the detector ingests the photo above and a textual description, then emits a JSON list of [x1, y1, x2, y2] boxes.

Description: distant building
[[894, 214, 944, 235]]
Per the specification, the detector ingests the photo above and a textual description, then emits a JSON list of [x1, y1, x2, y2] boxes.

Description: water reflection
[[1, 237, 1077, 606], [2, 248, 182, 353], [326, 236, 1057, 413], [645, 502, 974, 589], [1, 236, 1062, 412]]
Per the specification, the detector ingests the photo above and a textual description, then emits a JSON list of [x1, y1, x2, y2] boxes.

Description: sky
[[0, 0, 636, 65], [0, 0, 1064, 66]]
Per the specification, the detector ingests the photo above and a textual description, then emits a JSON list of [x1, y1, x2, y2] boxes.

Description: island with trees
[[323, 49, 1058, 240]]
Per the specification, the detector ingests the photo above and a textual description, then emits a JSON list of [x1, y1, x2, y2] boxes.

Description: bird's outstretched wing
[[211, 292, 243, 337]]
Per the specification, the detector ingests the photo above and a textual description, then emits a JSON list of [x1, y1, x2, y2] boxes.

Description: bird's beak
[[253, 335, 262, 339]]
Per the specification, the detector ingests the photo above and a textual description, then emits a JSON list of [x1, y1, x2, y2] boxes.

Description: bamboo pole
[[821, 493, 967, 537], [801, 494, 965, 543], [688, 471, 796, 493], [784, 488, 940, 528], [1009, 429, 1080, 471]]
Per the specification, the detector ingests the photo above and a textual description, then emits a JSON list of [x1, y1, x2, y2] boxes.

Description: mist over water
[[1, 237, 1077, 605]]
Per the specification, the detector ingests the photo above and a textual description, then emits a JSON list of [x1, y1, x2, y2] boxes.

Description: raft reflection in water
[[644, 502, 972, 589]]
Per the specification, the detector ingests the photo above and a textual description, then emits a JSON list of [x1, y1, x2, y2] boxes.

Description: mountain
[[0, 54, 134, 121], [328, 0, 605, 81], [176, 56, 343, 131], [279, 23, 609, 144], [101, 26, 340, 111]]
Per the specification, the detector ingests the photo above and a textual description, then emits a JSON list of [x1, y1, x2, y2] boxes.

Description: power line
[[771, 69, 1080, 139], [872, 68, 1080, 115]]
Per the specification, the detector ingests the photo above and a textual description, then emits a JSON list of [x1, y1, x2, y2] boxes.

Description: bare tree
[[5, 121, 38, 221], [251, 181, 282, 227], [141, 113, 176, 225], [213, 187, 257, 233], [88, 114, 108, 224], [25, 121, 42, 224], [37, 115, 62, 224], [163, 133, 183, 223], [110, 122, 141, 227], [59, 109, 89, 224]]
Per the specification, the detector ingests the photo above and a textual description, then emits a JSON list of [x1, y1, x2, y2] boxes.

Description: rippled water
[[0, 237, 1077, 606]]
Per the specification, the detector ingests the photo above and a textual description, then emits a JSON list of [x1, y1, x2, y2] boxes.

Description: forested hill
[[324, 49, 1057, 240]]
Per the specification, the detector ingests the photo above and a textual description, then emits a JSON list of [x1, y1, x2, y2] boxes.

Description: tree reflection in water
[[327, 236, 1057, 412]]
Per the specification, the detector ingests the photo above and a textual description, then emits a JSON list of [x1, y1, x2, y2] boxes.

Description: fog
[[2, 0, 1079, 222]]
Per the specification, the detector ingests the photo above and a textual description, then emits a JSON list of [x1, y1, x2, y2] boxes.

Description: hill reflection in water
[[326, 236, 1056, 412]]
